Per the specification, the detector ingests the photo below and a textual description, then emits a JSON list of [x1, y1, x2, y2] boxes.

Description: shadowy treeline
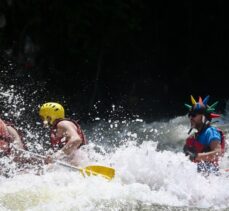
[[0, 1, 228, 121]]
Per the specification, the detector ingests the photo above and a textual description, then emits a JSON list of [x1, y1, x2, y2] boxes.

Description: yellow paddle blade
[[80, 165, 115, 180]]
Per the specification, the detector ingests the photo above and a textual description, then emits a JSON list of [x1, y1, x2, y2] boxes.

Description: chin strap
[[188, 127, 193, 135], [199, 115, 210, 133], [202, 115, 210, 125]]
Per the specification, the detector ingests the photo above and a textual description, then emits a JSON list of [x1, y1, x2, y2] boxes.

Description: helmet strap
[[199, 115, 210, 133], [201, 115, 206, 124], [188, 127, 193, 134], [202, 115, 210, 125]]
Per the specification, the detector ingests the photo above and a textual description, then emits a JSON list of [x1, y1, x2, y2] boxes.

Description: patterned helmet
[[184, 95, 220, 121]]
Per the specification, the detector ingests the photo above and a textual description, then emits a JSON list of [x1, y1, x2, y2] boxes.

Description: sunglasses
[[188, 112, 198, 118]]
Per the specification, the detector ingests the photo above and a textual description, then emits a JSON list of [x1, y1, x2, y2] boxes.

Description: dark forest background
[[0, 0, 229, 122]]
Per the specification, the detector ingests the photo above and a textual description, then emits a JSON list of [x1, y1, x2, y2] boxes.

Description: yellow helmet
[[39, 102, 65, 125]]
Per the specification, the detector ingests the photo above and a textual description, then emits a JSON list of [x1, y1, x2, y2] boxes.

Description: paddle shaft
[[13, 148, 115, 180], [16, 148, 83, 172]]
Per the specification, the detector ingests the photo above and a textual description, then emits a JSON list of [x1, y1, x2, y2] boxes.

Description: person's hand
[[0, 141, 9, 152], [44, 155, 54, 164], [186, 150, 197, 161], [44, 151, 66, 164], [183, 145, 197, 161]]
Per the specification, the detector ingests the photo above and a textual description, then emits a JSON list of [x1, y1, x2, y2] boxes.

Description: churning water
[[1, 84, 229, 211]]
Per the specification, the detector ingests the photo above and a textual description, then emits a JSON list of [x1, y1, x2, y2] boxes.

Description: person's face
[[40, 116, 51, 128], [188, 113, 203, 129]]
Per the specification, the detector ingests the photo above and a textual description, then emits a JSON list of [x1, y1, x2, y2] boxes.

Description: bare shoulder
[[57, 120, 76, 129]]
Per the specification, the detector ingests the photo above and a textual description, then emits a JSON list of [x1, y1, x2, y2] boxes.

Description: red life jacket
[[50, 118, 88, 151], [185, 127, 225, 163]]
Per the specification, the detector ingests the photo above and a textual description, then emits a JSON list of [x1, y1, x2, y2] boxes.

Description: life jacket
[[0, 119, 12, 156], [185, 127, 225, 163], [0, 119, 26, 157], [50, 118, 88, 151]]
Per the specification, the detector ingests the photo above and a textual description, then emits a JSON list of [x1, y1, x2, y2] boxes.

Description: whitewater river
[[1, 87, 229, 210]]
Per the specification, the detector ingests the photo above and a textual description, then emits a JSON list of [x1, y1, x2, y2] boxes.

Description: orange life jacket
[[50, 118, 88, 151]]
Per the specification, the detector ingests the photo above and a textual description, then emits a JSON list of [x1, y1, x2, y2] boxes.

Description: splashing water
[[1, 78, 229, 210]]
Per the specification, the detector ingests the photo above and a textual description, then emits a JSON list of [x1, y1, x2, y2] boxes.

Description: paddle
[[52, 160, 115, 180], [15, 148, 115, 180]]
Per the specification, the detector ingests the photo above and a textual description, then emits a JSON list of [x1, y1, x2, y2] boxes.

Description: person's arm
[[195, 140, 222, 162], [7, 126, 24, 149], [55, 121, 83, 157], [6, 126, 28, 162]]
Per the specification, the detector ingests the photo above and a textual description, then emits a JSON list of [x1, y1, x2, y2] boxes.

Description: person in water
[[39, 102, 87, 164], [183, 95, 225, 175]]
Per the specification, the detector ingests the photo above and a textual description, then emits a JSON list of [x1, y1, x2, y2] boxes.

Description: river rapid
[[1, 86, 229, 211]]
